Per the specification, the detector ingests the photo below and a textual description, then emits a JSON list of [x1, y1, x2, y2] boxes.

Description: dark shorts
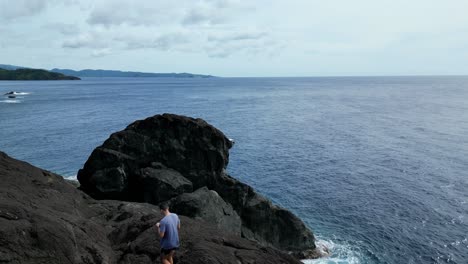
[[161, 247, 178, 255]]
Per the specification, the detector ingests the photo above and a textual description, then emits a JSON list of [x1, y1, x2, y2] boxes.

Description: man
[[156, 203, 180, 264]]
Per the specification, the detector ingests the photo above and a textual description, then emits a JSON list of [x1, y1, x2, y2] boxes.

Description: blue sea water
[[1, 77, 467, 263]]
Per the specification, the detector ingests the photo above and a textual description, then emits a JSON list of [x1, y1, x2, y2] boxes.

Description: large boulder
[[140, 166, 193, 204], [0, 151, 301, 264], [169, 187, 242, 235], [78, 114, 232, 201], [77, 114, 316, 254]]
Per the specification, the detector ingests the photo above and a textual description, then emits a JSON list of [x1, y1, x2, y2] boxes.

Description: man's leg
[[161, 255, 171, 264], [160, 251, 171, 264], [168, 250, 175, 264]]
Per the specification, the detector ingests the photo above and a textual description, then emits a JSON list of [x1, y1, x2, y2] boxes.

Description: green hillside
[[0, 68, 80, 80]]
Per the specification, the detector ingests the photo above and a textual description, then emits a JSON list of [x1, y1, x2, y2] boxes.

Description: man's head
[[159, 202, 170, 214]]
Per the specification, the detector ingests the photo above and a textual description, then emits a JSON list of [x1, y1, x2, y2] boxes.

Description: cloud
[[75, 0, 269, 58], [62, 33, 93, 48], [181, 0, 249, 26], [113, 28, 276, 58], [86, 0, 250, 28], [62, 31, 109, 49], [86, 0, 176, 27], [182, 7, 225, 26], [42, 23, 80, 35], [204, 31, 281, 58], [205, 40, 278, 58], [0, 0, 48, 20], [122, 33, 190, 51], [208, 32, 268, 42], [91, 48, 112, 57]]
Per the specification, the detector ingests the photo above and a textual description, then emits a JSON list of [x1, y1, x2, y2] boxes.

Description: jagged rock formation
[[0, 151, 301, 264], [77, 114, 316, 254], [169, 187, 242, 235]]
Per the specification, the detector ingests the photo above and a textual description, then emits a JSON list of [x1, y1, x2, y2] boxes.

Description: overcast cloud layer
[[0, 0, 467, 76]]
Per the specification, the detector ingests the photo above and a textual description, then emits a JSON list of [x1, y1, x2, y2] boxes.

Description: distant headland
[[51, 68, 214, 78], [0, 68, 80, 80], [0, 64, 214, 79]]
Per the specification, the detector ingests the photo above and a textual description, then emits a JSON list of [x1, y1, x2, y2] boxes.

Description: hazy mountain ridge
[[51, 68, 214, 78], [0, 64, 214, 78]]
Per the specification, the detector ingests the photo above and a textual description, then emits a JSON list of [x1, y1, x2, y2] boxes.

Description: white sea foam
[[440, 184, 454, 188], [0, 100, 21, 103], [64, 174, 77, 180], [13, 92, 30, 95], [302, 238, 363, 264]]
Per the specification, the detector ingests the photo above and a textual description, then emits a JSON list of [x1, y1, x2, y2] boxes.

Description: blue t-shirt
[[159, 213, 180, 249]]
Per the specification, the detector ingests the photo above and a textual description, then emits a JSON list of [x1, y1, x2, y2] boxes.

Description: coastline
[[0, 114, 323, 263]]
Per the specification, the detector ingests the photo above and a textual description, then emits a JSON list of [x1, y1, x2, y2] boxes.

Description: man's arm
[[156, 222, 165, 238]]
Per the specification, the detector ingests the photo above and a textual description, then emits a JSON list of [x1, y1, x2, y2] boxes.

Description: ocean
[[1, 77, 467, 263]]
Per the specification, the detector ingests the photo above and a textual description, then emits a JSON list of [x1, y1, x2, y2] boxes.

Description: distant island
[[0, 68, 80, 80], [51, 68, 214, 78], [0, 64, 213, 78]]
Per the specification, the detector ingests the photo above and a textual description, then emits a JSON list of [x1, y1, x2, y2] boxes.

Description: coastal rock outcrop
[[0, 151, 300, 264], [77, 114, 316, 254], [78, 114, 232, 200], [169, 187, 242, 235]]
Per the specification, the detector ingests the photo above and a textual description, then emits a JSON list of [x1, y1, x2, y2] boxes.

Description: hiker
[[156, 203, 180, 264]]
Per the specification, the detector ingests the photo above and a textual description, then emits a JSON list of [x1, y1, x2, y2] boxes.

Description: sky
[[0, 0, 467, 77]]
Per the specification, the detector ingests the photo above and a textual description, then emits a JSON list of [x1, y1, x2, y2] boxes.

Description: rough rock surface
[[77, 114, 316, 253], [140, 167, 193, 204], [78, 114, 232, 201], [213, 174, 315, 251], [0, 151, 300, 264], [169, 187, 241, 235]]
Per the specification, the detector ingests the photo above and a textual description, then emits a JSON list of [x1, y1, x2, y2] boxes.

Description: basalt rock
[[140, 167, 193, 204], [213, 174, 315, 251], [169, 187, 242, 236], [0, 151, 301, 264], [77, 113, 316, 255], [78, 114, 232, 200]]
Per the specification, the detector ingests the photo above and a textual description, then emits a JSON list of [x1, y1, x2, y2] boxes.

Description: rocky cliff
[[0, 151, 300, 264], [77, 114, 316, 254], [0, 113, 321, 263]]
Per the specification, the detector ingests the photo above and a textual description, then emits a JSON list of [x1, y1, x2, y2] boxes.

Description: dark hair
[[159, 202, 169, 210]]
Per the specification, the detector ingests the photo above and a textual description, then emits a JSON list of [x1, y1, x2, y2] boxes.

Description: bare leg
[[170, 250, 176, 264], [161, 253, 171, 264]]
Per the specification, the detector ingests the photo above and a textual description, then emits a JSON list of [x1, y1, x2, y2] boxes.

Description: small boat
[[4, 91, 16, 95]]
